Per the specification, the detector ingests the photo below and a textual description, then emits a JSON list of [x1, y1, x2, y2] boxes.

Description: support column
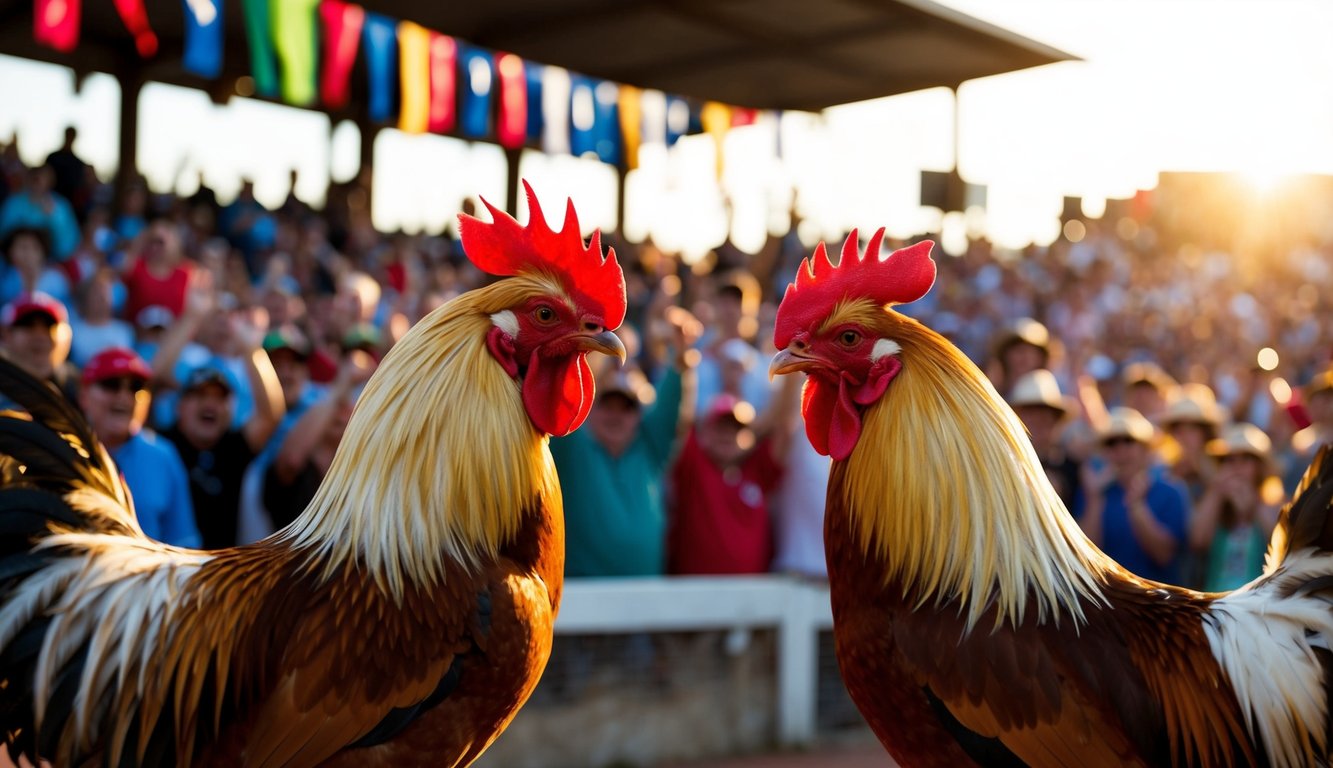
[[504, 147, 522, 217], [113, 69, 144, 211], [356, 117, 380, 218]]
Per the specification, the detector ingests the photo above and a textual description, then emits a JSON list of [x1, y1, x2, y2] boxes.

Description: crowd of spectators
[[2, 130, 1332, 591]]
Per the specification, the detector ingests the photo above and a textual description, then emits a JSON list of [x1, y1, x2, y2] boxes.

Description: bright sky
[[2, 0, 1333, 253]]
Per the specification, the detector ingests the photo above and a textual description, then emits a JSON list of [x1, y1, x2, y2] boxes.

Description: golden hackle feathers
[[835, 304, 1113, 630], [283, 273, 564, 600]]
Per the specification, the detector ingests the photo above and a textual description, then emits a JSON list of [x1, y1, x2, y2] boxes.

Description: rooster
[[769, 230, 1333, 768], [0, 181, 627, 768]]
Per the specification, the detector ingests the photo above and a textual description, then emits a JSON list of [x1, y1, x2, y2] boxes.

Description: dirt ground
[[3, 740, 898, 767], [663, 743, 895, 768]]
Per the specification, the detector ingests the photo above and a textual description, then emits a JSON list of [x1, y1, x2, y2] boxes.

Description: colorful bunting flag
[[362, 12, 397, 123], [459, 44, 494, 139], [731, 107, 758, 127], [34, 0, 81, 53], [701, 101, 732, 176], [427, 33, 456, 133], [319, 0, 363, 110], [397, 20, 430, 133], [665, 95, 690, 146], [525, 61, 544, 141], [182, 0, 224, 79], [272, 0, 320, 105], [242, 0, 279, 97], [593, 80, 621, 166], [541, 67, 571, 155], [495, 52, 527, 149], [618, 86, 642, 169], [114, 0, 157, 57], [639, 89, 666, 148], [569, 75, 596, 157]]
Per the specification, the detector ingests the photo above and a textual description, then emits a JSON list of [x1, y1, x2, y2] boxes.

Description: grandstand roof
[[0, 0, 1072, 112]]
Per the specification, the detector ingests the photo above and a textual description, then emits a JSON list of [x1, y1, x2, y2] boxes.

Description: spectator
[[1121, 361, 1177, 425], [163, 356, 284, 549], [668, 384, 800, 575], [694, 270, 772, 419], [551, 307, 699, 577], [1008, 368, 1081, 510], [1190, 423, 1283, 592], [1158, 383, 1225, 502], [236, 324, 322, 543], [68, 268, 134, 367], [78, 347, 200, 548], [1077, 407, 1191, 584], [0, 164, 80, 261], [1288, 365, 1333, 491], [0, 291, 77, 402], [1, 226, 70, 306], [120, 218, 193, 322], [149, 270, 265, 430], [262, 350, 374, 528], [44, 127, 89, 214], [219, 179, 277, 269], [113, 180, 148, 244], [986, 317, 1051, 397], [132, 304, 174, 362], [770, 375, 832, 580]]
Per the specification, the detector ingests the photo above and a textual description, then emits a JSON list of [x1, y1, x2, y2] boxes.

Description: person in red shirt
[[668, 392, 796, 575], [120, 218, 192, 322]]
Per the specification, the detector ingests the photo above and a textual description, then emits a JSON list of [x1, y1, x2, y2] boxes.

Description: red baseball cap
[[82, 347, 152, 386], [1, 291, 68, 327]]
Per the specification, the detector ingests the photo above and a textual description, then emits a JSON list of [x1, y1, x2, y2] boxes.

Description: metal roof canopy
[[1, 0, 1072, 112], [0, 0, 1071, 214]]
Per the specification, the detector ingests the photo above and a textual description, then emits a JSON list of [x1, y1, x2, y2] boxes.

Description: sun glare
[[1240, 168, 1294, 196]]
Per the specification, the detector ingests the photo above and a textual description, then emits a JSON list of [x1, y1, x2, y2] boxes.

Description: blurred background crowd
[[3, 130, 1332, 593]]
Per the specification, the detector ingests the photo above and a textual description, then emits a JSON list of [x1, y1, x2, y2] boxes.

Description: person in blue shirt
[[1077, 406, 1191, 584], [0, 164, 80, 261], [77, 346, 200, 548]]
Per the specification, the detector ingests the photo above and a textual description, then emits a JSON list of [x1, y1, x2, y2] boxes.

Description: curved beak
[[576, 330, 627, 365], [769, 347, 822, 380]]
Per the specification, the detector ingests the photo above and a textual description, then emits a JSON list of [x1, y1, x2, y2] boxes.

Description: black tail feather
[[0, 360, 138, 766], [0, 360, 134, 546], [1279, 445, 1333, 555]]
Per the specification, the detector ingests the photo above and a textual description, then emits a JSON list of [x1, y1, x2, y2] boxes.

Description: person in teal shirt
[[550, 311, 697, 577], [1189, 423, 1283, 592]]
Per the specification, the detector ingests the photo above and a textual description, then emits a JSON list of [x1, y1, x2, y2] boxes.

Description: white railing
[[556, 575, 835, 746]]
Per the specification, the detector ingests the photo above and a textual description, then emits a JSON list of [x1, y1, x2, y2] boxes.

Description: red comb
[[458, 179, 626, 329], [774, 230, 936, 348]]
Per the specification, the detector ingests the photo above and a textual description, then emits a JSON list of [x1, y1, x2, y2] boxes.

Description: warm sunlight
[[6, 2, 1333, 251]]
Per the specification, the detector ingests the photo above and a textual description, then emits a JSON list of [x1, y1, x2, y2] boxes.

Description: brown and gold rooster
[[0, 181, 626, 767], [770, 230, 1333, 767]]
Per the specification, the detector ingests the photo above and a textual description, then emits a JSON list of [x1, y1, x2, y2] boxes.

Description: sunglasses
[[1102, 436, 1138, 449], [94, 377, 147, 395]]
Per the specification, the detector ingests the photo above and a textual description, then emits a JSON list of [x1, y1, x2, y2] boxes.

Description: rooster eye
[[839, 330, 862, 347], [534, 306, 557, 324]]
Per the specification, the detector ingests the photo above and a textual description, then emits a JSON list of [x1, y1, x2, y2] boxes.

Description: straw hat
[[1159, 383, 1224, 429], [1306, 364, 1333, 400], [992, 318, 1050, 358], [1099, 407, 1155, 444], [1207, 422, 1272, 460], [1007, 369, 1069, 415], [1122, 361, 1176, 393]]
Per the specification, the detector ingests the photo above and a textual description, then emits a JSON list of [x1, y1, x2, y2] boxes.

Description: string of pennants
[[32, 0, 769, 169]]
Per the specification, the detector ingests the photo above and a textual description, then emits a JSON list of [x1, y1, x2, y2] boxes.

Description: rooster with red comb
[[0, 181, 625, 767], [772, 231, 1333, 767]]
